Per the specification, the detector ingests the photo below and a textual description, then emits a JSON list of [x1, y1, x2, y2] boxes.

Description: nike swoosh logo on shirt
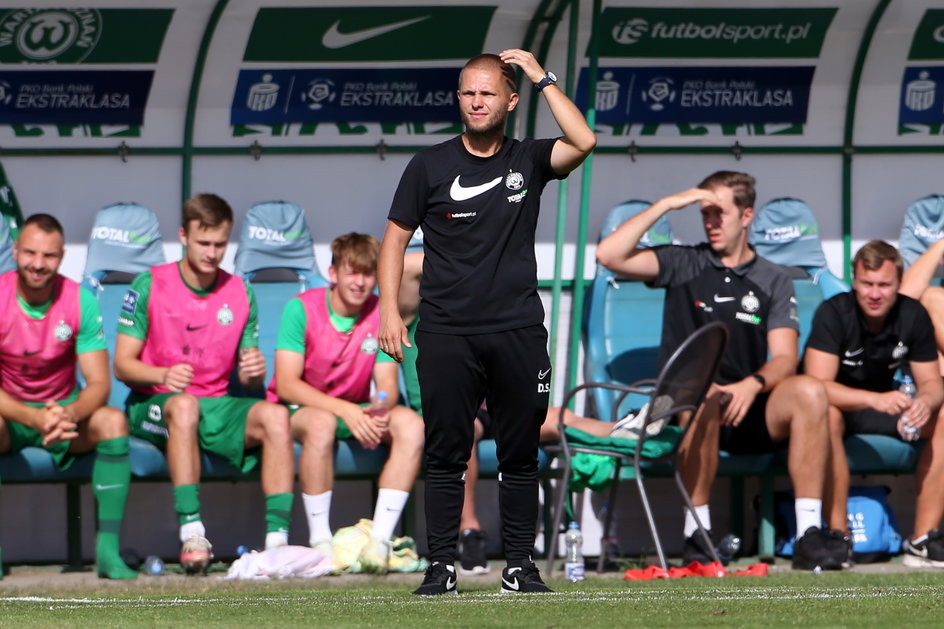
[[844, 347, 864, 358], [449, 175, 503, 202], [713, 294, 736, 303], [186, 324, 207, 331], [538, 368, 551, 380], [321, 16, 430, 49]]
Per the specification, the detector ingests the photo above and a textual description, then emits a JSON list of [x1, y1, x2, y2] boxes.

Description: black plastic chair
[[545, 321, 728, 572]]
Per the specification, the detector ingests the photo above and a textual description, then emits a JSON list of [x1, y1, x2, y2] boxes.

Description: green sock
[[265, 493, 293, 534], [174, 484, 202, 526], [93, 437, 136, 579]]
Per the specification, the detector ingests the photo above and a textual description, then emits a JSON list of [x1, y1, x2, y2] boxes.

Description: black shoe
[[903, 529, 944, 568], [825, 529, 853, 568], [413, 562, 458, 596], [792, 526, 842, 571], [500, 561, 553, 593], [682, 530, 718, 565], [458, 529, 489, 575]]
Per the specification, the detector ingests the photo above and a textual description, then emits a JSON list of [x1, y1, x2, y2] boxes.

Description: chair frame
[[545, 321, 728, 573]]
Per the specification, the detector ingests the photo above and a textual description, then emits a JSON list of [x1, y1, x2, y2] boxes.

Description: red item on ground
[[623, 561, 768, 580]]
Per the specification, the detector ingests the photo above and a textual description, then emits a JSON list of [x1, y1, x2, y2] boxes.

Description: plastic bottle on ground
[[564, 521, 585, 582]]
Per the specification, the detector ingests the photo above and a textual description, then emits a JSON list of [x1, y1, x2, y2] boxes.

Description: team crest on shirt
[[361, 334, 379, 355], [54, 321, 73, 341], [217, 305, 234, 326], [740, 292, 760, 313], [505, 171, 524, 190], [892, 341, 908, 361]]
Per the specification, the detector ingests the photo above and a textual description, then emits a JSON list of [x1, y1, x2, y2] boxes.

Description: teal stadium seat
[[233, 200, 389, 476], [899, 194, 944, 285]]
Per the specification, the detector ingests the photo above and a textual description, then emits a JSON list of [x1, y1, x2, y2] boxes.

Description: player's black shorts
[[719, 393, 778, 454]]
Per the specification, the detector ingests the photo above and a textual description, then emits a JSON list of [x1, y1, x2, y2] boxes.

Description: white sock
[[795, 497, 822, 536], [265, 530, 289, 550], [303, 491, 333, 546], [371, 488, 410, 541], [179, 520, 206, 543], [684, 504, 711, 539]]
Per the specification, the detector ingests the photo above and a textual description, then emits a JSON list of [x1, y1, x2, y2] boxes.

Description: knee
[[163, 394, 200, 431], [90, 406, 129, 439], [258, 402, 292, 443], [296, 409, 336, 450], [390, 407, 425, 453], [921, 285, 944, 312], [791, 375, 829, 417]]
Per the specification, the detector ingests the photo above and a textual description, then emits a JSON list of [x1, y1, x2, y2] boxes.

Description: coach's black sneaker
[[903, 530, 944, 568], [792, 526, 842, 571], [458, 529, 489, 575], [826, 529, 854, 568], [682, 530, 717, 565], [500, 561, 553, 593], [413, 562, 458, 596]]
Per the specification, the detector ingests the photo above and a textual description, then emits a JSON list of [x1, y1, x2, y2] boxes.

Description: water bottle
[[563, 521, 585, 582], [367, 390, 388, 417], [716, 533, 741, 564], [898, 375, 920, 442], [143, 555, 164, 576]]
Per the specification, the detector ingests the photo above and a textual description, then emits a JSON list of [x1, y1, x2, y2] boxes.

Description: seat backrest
[[233, 201, 327, 386], [750, 197, 850, 351], [899, 194, 944, 268], [585, 200, 669, 421], [643, 322, 728, 443], [0, 213, 14, 274], [81, 202, 166, 409], [233, 200, 327, 290]]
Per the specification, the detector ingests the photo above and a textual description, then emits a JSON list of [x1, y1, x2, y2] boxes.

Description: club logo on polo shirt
[[505, 171, 524, 190], [740, 292, 760, 313], [892, 341, 908, 361]]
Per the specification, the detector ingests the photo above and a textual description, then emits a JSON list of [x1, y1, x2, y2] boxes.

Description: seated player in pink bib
[[113, 193, 295, 563], [267, 233, 424, 573], [0, 214, 136, 579]]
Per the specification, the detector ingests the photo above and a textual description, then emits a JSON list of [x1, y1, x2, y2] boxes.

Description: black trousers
[[416, 324, 551, 564]]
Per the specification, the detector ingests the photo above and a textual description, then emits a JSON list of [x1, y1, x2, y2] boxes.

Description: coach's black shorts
[[842, 408, 900, 439]]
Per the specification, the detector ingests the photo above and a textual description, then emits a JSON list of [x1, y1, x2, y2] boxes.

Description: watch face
[[547, 71, 557, 82]]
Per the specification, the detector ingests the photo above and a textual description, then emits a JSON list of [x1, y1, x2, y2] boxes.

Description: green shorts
[[4, 395, 81, 470], [286, 403, 370, 440], [5, 420, 74, 470], [127, 392, 261, 473]]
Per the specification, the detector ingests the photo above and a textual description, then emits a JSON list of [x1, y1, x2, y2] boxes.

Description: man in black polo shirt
[[377, 49, 596, 595], [596, 171, 840, 570], [804, 240, 944, 567]]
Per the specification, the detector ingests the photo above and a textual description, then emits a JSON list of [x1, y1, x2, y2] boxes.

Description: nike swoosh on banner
[[450, 175, 503, 202], [322, 16, 430, 49]]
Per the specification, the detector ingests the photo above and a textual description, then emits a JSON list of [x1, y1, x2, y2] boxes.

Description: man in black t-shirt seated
[[596, 171, 840, 571], [804, 240, 944, 568]]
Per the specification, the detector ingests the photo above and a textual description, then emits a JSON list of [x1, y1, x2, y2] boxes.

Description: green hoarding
[[594, 7, 836, 59], [0, 8, 172, 64], [909, 9, 944, 60], [244, 6, 496, 62]]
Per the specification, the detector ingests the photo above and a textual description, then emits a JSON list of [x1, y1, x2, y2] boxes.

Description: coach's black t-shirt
[[650, 244, 799, 385], [388, 135, 560, 334], [805, 291, 937, 392]]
